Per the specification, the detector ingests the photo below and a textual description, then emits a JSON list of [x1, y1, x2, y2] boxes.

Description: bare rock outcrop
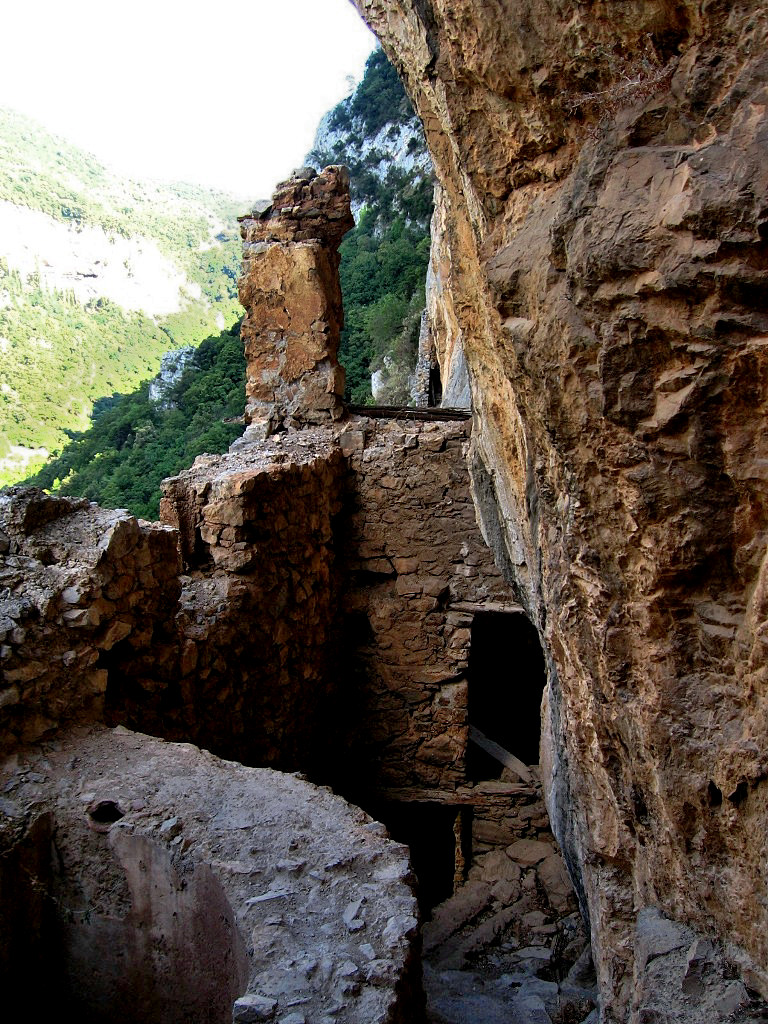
[[238, 166, 354, 436], [351, 0, 768, 1019]]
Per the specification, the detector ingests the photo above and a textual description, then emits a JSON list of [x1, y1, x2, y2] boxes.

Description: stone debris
[[422, 778, 591, 1024], [233, 994, 278, 1022], [0, 488, 179, 754]]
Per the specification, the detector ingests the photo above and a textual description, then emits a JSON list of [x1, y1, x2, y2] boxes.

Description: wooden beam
[[468, 725, 533, 784], [347, 404, 471, 421], [448, 601, 526, 615]]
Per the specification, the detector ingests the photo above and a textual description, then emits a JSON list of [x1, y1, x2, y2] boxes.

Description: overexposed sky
[[0, 0, 375, 200]]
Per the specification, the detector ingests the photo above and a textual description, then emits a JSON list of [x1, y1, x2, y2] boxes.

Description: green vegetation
[[0, 108, 243, 266], [338, 209, 430, 402], [15, 49, 432, 516], [309, 49, 433, 404], [329, 49, 415, 136], [0, 107, 245, 484], [28, 326, 245, 520]]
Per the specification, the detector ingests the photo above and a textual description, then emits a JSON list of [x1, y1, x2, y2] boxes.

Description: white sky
[[0, 0, 375, 200]]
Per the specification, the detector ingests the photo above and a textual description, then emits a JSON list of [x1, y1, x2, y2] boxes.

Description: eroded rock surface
[[351, 0, 768, 1019]]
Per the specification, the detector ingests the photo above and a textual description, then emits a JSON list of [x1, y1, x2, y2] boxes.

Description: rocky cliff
[[351, 0, 768, 1019]]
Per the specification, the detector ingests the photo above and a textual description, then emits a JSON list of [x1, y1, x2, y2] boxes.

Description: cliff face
[[351, 0, 768, 1018]]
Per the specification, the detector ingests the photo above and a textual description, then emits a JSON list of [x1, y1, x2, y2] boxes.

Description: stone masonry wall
[[337, 415, 516, 796], [0, 488, 179, 754], [157, 432, 347, 773]]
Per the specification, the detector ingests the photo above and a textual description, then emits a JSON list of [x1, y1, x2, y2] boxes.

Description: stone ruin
[[19, 142, 767, 1021], [7, 144, 768, 1022], [0, 166, 596, 1023], [238, 166, 353, 437]]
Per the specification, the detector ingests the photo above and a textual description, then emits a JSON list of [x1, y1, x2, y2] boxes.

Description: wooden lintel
[[448, 601, 526, 615], [347, 405, 471, 421]]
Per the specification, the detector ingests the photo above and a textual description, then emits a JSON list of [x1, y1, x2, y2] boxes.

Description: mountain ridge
[[0, 106, 246, 484]]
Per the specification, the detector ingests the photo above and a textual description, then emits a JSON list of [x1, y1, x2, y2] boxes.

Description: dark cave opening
[[466, 611, 546, 781]]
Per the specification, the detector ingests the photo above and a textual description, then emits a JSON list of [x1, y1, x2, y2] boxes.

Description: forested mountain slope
[[0, 108, 245, 484], [308, 47, 434, 404], [21, 49, 433, 516], [29, 325, 245, 520]]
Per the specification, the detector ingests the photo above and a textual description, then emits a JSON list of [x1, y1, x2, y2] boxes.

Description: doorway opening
[[428, 363, 443, 406], [369, 801, 467, 915], [466, 611, 546, 782]]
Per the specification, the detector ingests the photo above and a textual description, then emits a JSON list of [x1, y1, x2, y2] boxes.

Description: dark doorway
[[371, 801, 462, 915], [428, 363, 442, 406], [466, 611, 546, 780]]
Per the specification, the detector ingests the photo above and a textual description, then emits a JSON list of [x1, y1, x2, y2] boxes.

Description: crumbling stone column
[[238, 166, 354, 436]]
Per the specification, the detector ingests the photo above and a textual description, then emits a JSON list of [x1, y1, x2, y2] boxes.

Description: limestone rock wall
[[238, 166, 354, 436], [351, 0, 768, 1018], [0, 489, 179, 753]]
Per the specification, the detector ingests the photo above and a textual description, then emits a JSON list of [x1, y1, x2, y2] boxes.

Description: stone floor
[[422, 847, 597, 1024], [0, 726, 422, 1024]]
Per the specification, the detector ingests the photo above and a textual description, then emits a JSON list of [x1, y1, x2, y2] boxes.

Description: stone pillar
[[409, 310, 433, 408], [237, 166, 354, 436]]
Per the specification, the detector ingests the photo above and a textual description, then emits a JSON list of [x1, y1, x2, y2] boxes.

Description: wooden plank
[[347, 404, 471, 421], [468, 725, 533, 784], [449, 601, 526, 615]]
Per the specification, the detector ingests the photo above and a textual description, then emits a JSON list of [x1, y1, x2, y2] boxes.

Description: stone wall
[[155, 432, 346, 773], [0, 488, 179, 754], [0, 417, 537, 791], [337, 415, 516, 795]]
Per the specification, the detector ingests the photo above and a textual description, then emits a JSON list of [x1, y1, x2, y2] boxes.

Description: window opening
[[428, 363, 442, 406]]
